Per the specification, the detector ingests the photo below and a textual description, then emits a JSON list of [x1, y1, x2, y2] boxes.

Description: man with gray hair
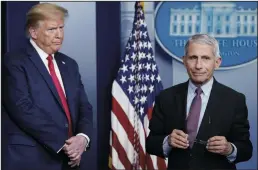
[[146, 34, 252, 169], [3, 3, 92, 170]]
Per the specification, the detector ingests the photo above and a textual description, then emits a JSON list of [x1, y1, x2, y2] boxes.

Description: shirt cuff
[[76, 133, 90, 151], [226, 143, 237, 162], [163, 135, 172, 157]]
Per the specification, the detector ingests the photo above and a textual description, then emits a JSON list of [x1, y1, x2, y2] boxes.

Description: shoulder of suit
[[158, 81, 188, 97], [214, 81, 245, 98], [56, 52, 78, 65], [3, 48, 28, 64]]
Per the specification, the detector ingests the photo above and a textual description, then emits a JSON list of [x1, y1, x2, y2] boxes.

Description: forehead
[[39, 18, 64, 27], [187, 42, 214, 57]]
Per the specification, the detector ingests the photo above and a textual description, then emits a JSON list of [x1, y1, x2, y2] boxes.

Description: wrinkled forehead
[[188, 40, 215, 48], [37, 17, 64, 27], [187, 42, 216, 57]]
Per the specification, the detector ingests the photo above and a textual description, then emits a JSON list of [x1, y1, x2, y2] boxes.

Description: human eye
[[47, 27, 57, 32], [188, 55, 197, 60], [202, 56, 211, 60], [59, 26, 64, 30]]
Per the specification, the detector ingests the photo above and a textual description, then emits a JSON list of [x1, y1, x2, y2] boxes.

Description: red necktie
[[47, 55, 73, 137]]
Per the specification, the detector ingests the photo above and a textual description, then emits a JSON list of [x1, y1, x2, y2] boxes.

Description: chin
[[53, 47, 61, 52], [191, 78, 206, 85]]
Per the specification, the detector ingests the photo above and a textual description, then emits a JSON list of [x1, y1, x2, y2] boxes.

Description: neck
[[190, 77, 213, 87]]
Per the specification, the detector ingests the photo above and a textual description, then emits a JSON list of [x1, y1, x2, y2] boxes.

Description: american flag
[[110, 2, 167, 170]]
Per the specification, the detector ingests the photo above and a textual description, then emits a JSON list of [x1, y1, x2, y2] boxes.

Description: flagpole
[[133, 3, 142, 169]]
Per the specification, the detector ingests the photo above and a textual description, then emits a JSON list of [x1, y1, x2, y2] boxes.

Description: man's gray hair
[[184, 34, 220, 58]]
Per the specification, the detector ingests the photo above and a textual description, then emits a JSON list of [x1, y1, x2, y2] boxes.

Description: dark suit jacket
[[146, 79, 252, 170], [2, 42, 93, 170]]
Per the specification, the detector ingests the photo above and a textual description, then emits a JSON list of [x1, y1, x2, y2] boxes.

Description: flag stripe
[[112, 80, 147, 158], [112, 81, 135, 130], [112, 96, 145, 169], [146, 154, 155, 169], [112, 80, 148, 154], [157, 156, 167, 170], [111, 111, 135, 164], [112, 130, 132, 170], [143, 109, 156, 169], [110, 145, 121, 170]]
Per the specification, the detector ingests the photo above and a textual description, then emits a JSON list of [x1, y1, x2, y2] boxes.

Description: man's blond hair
[[26, 3, 68, 36]]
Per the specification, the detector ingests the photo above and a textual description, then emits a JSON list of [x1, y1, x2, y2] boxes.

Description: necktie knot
[[47, 55, 53, 61], [195, 87, 202, 96]]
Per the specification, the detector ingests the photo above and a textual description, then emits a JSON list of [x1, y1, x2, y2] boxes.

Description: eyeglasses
[[188, 116, 211, 146], [193, 139, 207, 145]]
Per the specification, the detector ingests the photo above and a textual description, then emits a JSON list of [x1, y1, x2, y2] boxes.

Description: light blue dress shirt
[[162, 78, 237, 162]]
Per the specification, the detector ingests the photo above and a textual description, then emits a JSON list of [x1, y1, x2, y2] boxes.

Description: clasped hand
[[206, 136, 233, 156], [168, 129, 232, 156], [62, 136, 87, 167]]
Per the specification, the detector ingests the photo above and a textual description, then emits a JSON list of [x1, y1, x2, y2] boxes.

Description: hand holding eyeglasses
[[168, 129, 189, 149], [206, 136, 233, 156]]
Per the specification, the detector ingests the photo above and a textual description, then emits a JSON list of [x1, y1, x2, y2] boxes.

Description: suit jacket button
[[65, 123, 68, 128]]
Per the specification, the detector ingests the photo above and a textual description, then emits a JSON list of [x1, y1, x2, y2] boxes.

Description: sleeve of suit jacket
[[3, 54, 67, 154], [73, 60, 93, 148], [230, 93, 252, 163], [146, 94, 167, 158]]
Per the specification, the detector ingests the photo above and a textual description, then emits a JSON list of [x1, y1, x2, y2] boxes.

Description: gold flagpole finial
[[140, 1, 144, 11]]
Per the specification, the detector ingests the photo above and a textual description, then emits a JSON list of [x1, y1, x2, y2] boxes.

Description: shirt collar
[[188, 77, 214, 96], [30, 39, 55, 60]]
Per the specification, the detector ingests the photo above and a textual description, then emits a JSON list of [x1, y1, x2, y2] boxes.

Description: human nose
[[55, 28, 62, 38], [195, 58, 203, 69]]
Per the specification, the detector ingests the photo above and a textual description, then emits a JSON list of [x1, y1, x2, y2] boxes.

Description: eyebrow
[[47, 26, 58, 29], [188, 55, 211, 58], [47, 25, 64, 30]]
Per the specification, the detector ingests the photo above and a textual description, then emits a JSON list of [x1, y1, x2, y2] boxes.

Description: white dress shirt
[[162, 77, 237, 162], [30, 39, 90, 152]]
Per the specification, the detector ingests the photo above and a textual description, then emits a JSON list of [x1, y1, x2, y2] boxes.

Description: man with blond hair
[[3, 3, 92, 170]]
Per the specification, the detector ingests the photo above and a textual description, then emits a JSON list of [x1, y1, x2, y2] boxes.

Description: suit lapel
[[196, 80, 221, 141], [174, 82, 188, 131], [54, 53, 76, 125], [27, 43, 64, 111]]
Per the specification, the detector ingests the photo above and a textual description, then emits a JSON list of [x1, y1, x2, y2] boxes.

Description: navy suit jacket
[[2, 42, 93, 170]]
